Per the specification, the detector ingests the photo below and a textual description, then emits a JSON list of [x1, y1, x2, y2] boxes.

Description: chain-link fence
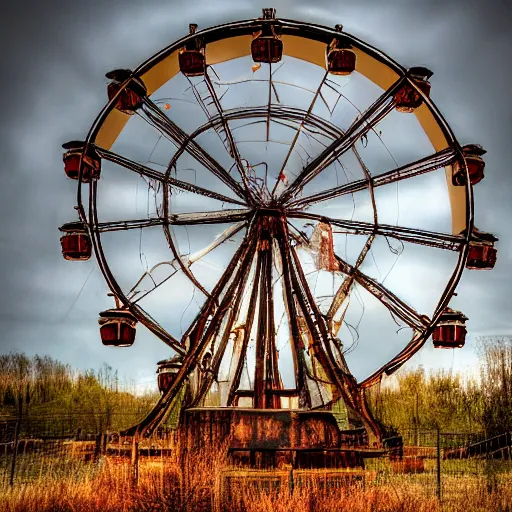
[[363, 430, 512, 504], [1, 416, 511, 510], [0, 413, 175, 487]]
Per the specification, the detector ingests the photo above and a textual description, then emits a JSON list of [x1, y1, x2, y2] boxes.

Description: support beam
[[288, 147, 457, 210], [122, 225, 259, 436], [95, 146, 247, 206], [280, 78, 405, 203], [141, 98, 248, 201], [288, 211, 464, 251]]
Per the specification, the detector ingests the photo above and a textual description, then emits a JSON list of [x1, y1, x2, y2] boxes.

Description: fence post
[[94, 433, 101, 461], [9, 399, 24, 488], [131, 429, 139, 488], [101, 433, 107, 456], [436, 428, 441, 501], [288, 466, 294, 496]]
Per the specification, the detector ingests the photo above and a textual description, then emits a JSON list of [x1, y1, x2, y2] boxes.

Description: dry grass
[[1, 448, 512, 512]]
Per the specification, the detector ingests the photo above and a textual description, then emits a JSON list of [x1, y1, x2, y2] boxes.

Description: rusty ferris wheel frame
[[73, 12, 476, 442]]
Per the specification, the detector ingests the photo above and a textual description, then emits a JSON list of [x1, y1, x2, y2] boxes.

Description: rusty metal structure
[[59, 9, 497, 458]]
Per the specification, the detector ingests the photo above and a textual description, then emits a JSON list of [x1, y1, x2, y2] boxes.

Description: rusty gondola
[[62, 141, 100, 182], [432, 308, 468, 349], [59, 222, 91, 261], [178, 24, 205, 77], [251, 8, 283, 64], [394, 67, 433, 113], [106, 69, 147, 114], [98, 308, 137, 347], [326, 24, 356, 76], [59, 9, 496, 469], [157, 356, 183, 393]]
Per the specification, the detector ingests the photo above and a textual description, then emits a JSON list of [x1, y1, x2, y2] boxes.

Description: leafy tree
[[477, 336, 512, 436]]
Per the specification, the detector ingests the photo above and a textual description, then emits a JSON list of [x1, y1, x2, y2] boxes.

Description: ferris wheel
[[59, 9, 497, 443]]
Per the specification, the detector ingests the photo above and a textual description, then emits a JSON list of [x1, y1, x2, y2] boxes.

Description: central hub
[[253, 206, 285, 217]]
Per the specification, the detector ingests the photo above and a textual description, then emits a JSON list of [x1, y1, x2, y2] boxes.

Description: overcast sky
[[0, 0, 510, 390]]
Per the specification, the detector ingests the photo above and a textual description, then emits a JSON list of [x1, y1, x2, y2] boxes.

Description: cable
[[62, 266, 95, 321]]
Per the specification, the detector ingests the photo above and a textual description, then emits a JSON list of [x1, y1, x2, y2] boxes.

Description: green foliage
[[369, 336, 512, 436], [478, 336, 512, 436], [368, 368, 485, 434], [0, 353, 159, 433], [3, 336, 512, 438]]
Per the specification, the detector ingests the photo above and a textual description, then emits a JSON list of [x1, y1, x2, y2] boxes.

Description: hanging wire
[[62, 266, 95, 321], [370, 247, 382, 280], [381, 237, 405, 285], [139, 228, 149, 272], [180, 286, 197, 337]]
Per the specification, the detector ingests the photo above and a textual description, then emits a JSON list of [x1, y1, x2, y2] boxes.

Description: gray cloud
[[0, 0, 510, 388]]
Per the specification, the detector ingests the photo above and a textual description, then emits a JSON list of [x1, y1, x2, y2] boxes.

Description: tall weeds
[[1, 448, 511, 512]]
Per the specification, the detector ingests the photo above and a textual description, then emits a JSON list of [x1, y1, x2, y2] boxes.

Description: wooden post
[[436, 428, 441, 501], [288, 466, 294, 495], [94, 434, 101, 461], [131, 430, 139, 488], [415, 392, 419, 446], [9, 400, 22, 487], [101, 433, 107, 456]]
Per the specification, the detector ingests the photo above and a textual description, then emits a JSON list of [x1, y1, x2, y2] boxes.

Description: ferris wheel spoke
[[168, 209, 251, 226], [288, 211, 464, 251], [160, 211, 249, 299], [140, 97, 248, 201], [280, 78, 406, 204], [276, 223, 314, 406], [130, 227, 259, 436], [186, 221, 247, 265], [271, 71, 329, 197], [182, 218, 258, 343], [201, 70, 257, 203], [95, 210, 250, 233], [288, 147, 457, 210], [326, 234, 374, 330], [126, 222, 246, 305], [335, 256, 430, 330], [193, 235, 257, 405], [327, 275, 355, 330], [96, 218, 166, 233], [288, 241, 382, 433], [95, 146, 246, 206], [226, 251, 263, 407]]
